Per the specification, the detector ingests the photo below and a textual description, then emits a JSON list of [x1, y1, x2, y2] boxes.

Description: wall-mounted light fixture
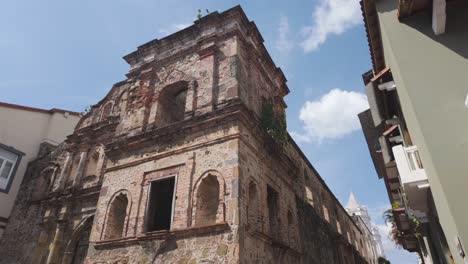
[[465, 93, 468, 109]]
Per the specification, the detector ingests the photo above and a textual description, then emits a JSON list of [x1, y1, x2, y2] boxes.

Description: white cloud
[[275, 16, 293, 53], [292, 89, 368, 142], [375, 223, 396, 253], [367, 204, 419, 263], [301, 0, 362, 52], [158, 23, 191, 36]]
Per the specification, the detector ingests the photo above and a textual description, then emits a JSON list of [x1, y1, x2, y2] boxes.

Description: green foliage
[[272, 110, 287, 143], [383, 208, 404, 246], [82, 105, 92, 115], [383, 208, 395, 226], [391, 201, 401, 209], [382, 206, 422, 246], [197, 9, 211, 20], [409, 212, 422, 238], [261, 101, 275, 130], [378, 257, 391, 264], [260, 101, 287, 145]]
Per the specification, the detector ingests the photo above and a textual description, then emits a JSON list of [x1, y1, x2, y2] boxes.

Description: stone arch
[[62, 215, 94, 264], [287, 209, 293, 226], [153, 69, 197, 126], [247, 181, 259, 231], [32, 166, 57, 199], [155, 81, 190, 126], [101, 190, 132, 240], [266, 185, 280, 240], [322, 205, 330, 223], [162, 69, 194, 85], [192, 170, 226, 227], [99, 100, 115, 121], [305, 186, 314, 206], [84, 144, 105, 178], [287, 208, 296, 247]]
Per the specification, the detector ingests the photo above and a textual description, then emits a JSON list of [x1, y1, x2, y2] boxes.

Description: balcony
[[392, 145, 429, 219]]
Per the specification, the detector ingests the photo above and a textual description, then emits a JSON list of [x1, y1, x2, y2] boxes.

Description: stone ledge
[[248, 230, 302, 256], [94, 223, 230, 248]]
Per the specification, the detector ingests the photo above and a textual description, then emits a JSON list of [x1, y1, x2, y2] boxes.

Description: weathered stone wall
[[236, 119, 369, 264], [0, 6, 373, 264], [238, 134, 300, 263], [87, 122, 241, 263], [0, 143, 64, 263]]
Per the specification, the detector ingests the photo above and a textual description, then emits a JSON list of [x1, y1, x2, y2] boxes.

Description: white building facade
[[346, 192, 385, 262], [0, 101, 80, 238]]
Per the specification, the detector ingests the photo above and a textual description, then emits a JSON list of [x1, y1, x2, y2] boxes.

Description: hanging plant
[[382, 207, 422, 247], [383, 208, 404, 247]]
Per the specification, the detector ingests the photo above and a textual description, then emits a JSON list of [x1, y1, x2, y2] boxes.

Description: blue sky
[[1, 0, 417, 262]]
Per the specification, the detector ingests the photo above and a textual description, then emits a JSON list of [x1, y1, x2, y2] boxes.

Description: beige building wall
[[0, 102, 80, 236], [375, 1, 468, 263]]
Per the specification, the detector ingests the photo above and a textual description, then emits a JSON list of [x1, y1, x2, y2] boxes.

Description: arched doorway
[[71, 225, 91, 264], [63, 215, 94, 264]]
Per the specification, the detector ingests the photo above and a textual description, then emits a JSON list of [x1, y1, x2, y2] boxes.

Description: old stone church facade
[[0, 6, 373, 264]]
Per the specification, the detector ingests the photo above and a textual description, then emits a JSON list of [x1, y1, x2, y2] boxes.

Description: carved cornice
[[45, 185, 101, 203], [104, 100, 244, 159], [66, 115, 120, 148], [121, 6, 288, 96]]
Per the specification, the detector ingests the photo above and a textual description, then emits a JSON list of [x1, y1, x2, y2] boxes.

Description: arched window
[[287, 209, 293, 226], [267, 185, 280, 240], [287, 209, 295, 246], [100, 101, 113, 121], [104, 193, 128, 239], [156, 82, 188, 126], [323, 205, 330, 222], [248, 182, 259, 230], [32, 167, 56, 200], [62, 216, 94, 264], [305, 186, 314, 206], [195, 174, 220, 227], [85, 145, 104, 178]]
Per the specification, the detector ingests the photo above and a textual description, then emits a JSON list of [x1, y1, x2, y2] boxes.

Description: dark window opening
[[146, 177, 176, 232], [100, 102, 113, 121], [248, 182, 259, 230], [267, 185, 280, 240], [157, 82, 188, 126]]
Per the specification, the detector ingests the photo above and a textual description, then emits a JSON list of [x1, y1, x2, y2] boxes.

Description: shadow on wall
[[401, 1, 468, 59]]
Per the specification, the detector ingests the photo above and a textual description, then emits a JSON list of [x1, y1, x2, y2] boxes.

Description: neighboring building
[[359, 0, 468, 263], [0, 102, 80, 238], [346, 192, 385, 263], [0, 6, 374, 264]]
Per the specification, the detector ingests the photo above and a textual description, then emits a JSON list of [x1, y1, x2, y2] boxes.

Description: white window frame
[[0, 144, 24, 193]]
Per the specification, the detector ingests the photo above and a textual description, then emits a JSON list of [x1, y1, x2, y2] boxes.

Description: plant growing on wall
[[383, 207, 422, 247], [82, 105, 92, 115], [197, 9, 210, 20], [260, 101, 287, 145], [378, 257, 391, 264], [409, 212, 422, 238], [383, 208, 404, 247], [391, 201, 402, 209]]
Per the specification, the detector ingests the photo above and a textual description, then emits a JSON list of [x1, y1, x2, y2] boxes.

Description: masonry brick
[[0, 6, 372, 264]]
